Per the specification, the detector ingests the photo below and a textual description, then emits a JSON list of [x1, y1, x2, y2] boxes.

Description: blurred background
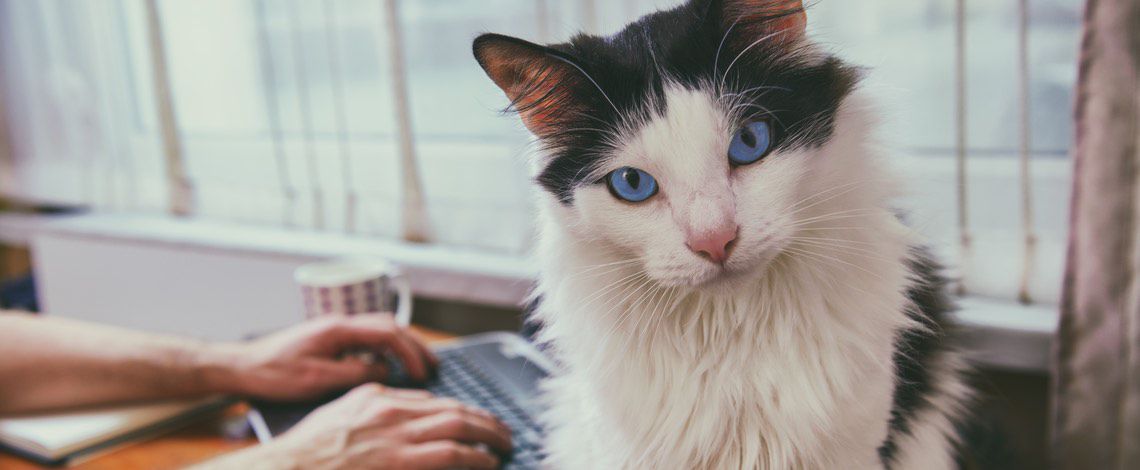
[[0, 1, 1082, 466]]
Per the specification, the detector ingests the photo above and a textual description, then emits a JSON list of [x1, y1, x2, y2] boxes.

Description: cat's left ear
[[718, 0, 807, 45], [473, 34, 598, 138]]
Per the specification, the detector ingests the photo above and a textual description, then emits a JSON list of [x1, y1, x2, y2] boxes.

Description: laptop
[[247, 332, 555, 469]]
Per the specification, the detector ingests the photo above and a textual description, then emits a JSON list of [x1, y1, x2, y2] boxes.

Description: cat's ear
[[473, 34, 594, 138], [719, 0, 806, 45]]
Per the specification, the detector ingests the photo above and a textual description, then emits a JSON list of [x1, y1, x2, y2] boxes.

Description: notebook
[[0, 396, 231, 466]]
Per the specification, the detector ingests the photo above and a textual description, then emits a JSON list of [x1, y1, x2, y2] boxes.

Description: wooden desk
[[0, 326, 456, 470]]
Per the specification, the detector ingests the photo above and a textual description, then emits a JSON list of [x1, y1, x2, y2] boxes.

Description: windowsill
[[0, 212, 536, 308], [0, 212, 1056, 373], [951, 297, 1056, 373]]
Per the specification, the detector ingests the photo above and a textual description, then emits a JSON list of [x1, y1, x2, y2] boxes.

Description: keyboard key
[[424, 348, 546, 469]]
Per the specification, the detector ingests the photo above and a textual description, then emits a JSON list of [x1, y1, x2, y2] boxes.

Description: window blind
[[0, 0, 1080, 305]]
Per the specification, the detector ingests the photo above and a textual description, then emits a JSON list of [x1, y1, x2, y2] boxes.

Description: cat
[[474, 0, 973, 468]]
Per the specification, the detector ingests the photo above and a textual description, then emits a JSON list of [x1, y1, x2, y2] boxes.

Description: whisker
[[572, 270, 646, 312], [718, 91, 777, 111], [713, 15, 743, 93], [565, 261, 638, 282], [567, 258, 640, 276], [720, 28, 791, 91], [782, 246, 888, 282], [655, 285, 679, 336], [784, 179, 887, 215], [785, 213, 881, 229], [788, 239, 896, 264], [607, 276, 655, 324], [565, 264, 640, 285], [627, 286, 660, 350], [721, 84, 792, 101], [638, 284, 672, 347], [641, 28, 663, 77], [787, 208, 881, 227], [581, 275, 648, 332], [618, 280, 661, 336], [548, 54, 620, 114], [789, 236, 878, 247], [729, 104, 787, 127], [597, 276, 657, 351], [576, 112, 616, 128], [797, 226, 876, 232], [549, 127, 621, 138]]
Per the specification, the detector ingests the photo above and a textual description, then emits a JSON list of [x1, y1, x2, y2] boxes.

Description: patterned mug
[[294, 258, 413, 326]]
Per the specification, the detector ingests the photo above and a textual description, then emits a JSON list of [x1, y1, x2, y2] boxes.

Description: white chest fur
[[533, 211, 919, 469]]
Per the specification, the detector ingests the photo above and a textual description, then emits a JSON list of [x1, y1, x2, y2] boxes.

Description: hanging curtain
[[1051, 0, 1140, 468]]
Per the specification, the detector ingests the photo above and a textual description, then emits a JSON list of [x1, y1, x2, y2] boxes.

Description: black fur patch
[[520, 294, 545, 343], [878, 248, 958, 468], [476, 0, 859, 204]]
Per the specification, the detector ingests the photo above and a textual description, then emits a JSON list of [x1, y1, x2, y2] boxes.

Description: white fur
[[529, 83, 968, 469]]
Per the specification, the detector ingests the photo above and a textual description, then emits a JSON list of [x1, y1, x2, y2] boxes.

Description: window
[[0, 0, 1082, 304], [809, 0, 1080, 303]]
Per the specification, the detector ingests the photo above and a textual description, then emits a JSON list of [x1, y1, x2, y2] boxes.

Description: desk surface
[[0, 326, 455, 470]]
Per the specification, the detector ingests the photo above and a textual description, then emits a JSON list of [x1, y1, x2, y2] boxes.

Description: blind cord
[[288, 0, 325, 230], [143, 0, 193, 216], [323, 0, 358, 234], [383, 0, 431, 243], [1017, 0, 1037, 304], [954, 0, 971, 295], [254, 0, 298, 228]]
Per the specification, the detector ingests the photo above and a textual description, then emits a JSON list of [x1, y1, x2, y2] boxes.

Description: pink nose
[[687, 226, 738, 264]]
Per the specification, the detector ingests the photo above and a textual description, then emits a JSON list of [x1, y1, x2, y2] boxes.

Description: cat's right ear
[[473, 34, 590, 138], [718, 0, 807, 46]]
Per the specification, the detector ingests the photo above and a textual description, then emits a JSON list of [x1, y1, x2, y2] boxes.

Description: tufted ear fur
[[473, 34, 600, 138], [719, 0, 807, 47]]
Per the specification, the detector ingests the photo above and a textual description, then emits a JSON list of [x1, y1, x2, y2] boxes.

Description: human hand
[[264, 383, 511, 470], [210, 314, 438, 401]]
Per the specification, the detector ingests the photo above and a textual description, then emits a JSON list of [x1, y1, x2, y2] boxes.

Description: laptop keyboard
[[425, 348, 545, 469], [254, 340, 547, 470]]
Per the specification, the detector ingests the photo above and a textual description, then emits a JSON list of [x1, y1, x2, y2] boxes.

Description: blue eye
[[606, 167, 658, 203], [728, 120, 773, 165]]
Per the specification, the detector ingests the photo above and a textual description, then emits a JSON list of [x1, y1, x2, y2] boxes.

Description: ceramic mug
[[294, 258, 413, 326]]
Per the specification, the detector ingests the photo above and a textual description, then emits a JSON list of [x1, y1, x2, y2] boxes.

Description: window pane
[[401, 0, 543, 141], [809, 0, 1081, 156]]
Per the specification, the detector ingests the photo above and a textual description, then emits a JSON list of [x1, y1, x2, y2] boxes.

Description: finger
[[382, 396, 482, 419], [327, 320, 430, 381], [408, 331, 439, 369], [401, 398, 502, 429], [388, 329, 431, 381], [358, 396, 475, 426], [345, 315, 431, 380], [401, 409, 513, 453], [347, 382, 387, 398], [399, 442, 500, 470], [315, 360, 388, 390], [383, 388, 434, 400], [291, 362, 385, 399], [349, 314, 437, 368]]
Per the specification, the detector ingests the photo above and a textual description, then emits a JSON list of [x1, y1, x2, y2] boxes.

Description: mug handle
[[391, 275, 413, 327]]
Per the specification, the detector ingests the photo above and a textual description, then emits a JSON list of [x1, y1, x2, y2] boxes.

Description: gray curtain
[[1051, 0, 1140, 468]]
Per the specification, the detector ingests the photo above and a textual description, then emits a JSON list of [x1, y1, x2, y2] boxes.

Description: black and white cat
[[474, 0, 971, 468]]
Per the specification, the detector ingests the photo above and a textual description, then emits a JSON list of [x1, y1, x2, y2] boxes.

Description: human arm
[[0, 313, 436, 414]]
